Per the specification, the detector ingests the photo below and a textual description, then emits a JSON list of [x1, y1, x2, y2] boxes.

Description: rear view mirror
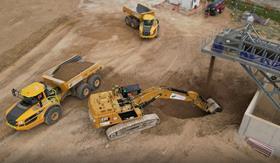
[[11, 88, 19, 97]]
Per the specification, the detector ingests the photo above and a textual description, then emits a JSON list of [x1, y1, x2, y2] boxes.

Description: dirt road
[[0, 0, 278, 162]]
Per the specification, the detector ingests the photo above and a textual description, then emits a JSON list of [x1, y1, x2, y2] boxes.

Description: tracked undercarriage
[[106, 114, 160, 140]]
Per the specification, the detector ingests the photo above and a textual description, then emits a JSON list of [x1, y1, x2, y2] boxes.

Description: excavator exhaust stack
[[206, 98, 222, 113]]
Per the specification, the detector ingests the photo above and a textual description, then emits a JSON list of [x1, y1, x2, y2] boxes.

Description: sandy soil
[[0, 0, 278, 162], [53, 62, 93, 81]]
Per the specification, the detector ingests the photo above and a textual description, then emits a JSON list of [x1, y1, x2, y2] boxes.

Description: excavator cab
[[119, 84, 141, 98]]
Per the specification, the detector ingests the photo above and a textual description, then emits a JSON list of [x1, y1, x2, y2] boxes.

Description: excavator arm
[[131, 86, 222, 114]]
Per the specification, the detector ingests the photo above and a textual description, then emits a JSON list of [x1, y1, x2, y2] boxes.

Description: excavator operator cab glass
[[120, 84, 141, 98]]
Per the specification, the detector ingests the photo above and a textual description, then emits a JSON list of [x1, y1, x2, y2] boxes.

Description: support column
[[207, 56, 216, 84]]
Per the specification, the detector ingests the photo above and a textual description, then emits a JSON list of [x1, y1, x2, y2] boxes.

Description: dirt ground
[[0, 0, 279, 162], [53, 62, 93, 81]]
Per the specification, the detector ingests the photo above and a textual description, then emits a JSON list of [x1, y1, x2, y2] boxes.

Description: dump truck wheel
[[131, 18, 139, 29], [125, 16, 131, 25], [156, 25, 160, 38], [88, 74, 101, 91], [45, 106, 62, 125], [76, 83, 91, 99]]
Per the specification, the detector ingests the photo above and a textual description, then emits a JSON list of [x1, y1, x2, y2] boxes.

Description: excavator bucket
[[206, 98, 222, 113]]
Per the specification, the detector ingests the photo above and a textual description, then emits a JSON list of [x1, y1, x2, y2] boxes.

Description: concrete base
[[239, 90, 280, 156]]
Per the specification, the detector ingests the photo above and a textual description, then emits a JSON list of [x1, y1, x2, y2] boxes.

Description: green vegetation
[[225, 0, 280, 22]]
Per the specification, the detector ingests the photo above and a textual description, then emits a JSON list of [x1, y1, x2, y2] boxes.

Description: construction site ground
[[0, 0, 279, 162]]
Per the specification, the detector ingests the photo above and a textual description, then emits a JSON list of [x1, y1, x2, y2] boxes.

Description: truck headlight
[[17, 121, 24, 125]]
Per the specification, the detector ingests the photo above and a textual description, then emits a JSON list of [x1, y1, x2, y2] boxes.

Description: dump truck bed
[[53, 61, 93, 81], [123, 3, 154, 20], [42, 56, 102, 97]]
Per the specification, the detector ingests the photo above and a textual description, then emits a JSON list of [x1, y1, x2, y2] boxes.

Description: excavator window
[[120, 84, 141, 98]]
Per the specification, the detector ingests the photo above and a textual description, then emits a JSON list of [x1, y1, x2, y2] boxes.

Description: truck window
[[144, 19, 153, 26], [21, 96, 39, 106]]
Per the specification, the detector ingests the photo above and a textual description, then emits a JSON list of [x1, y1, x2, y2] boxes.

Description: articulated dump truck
[[5, 55, 102, 130], [123, 3, 159, 39]]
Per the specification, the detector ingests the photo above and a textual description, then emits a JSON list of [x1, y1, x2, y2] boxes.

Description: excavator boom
[[132, 86, 221, 113]]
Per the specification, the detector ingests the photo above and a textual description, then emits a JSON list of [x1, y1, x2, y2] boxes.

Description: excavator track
[[106, 114, 160, 140]]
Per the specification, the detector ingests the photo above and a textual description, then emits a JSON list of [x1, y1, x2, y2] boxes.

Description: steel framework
[[202, 24, 280, 110]]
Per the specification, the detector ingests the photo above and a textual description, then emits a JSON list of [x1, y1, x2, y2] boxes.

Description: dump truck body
[[5, 55, 102, 131], [123, 3, 159, 39], [42, 56, 102, 99], [123, 4, 155, 21]]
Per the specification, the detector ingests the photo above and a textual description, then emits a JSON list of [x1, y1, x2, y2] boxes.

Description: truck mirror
[[11, 89, 18, 97]]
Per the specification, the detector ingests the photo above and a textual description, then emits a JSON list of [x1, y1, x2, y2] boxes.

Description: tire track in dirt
[[0, 16, 69, 73], [0, 17, 78, 88]]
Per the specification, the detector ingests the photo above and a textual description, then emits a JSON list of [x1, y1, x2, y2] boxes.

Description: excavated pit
[[53, 62, 93, 81], [157, 100, 207, 119]]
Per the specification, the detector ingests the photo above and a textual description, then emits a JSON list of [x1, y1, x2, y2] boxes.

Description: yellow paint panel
[[21, 82, 45, 97], [143, 14, 154, 20]]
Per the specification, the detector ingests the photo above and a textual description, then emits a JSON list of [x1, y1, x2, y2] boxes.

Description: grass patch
[[225, 0, 280, 22]]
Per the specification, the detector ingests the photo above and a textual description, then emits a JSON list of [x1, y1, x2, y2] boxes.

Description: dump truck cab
[[5, 55, 102, 131], [123, 3, 159, 39], [5, 82, 60, 130], [139, 14, 159, 38]]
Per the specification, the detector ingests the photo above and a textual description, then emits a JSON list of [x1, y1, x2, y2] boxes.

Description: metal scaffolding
[[201, 24, 280, 110]]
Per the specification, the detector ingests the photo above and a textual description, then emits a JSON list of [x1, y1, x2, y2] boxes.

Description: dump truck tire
[[76, 83, 91, 99], [131, 18, 139, 29], [45, 106, 62, 125], [88, 74, 101, 91], [125, 16, 131, 25], [156, 25, 160, 38]]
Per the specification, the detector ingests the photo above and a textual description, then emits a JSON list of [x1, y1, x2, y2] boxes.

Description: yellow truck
[[123, 3, 159, 39], [5, 55, 102, 130]]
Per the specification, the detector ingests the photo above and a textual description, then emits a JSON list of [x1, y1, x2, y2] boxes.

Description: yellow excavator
[[88, 84, 221, 140], [123, 3, 159, 39]]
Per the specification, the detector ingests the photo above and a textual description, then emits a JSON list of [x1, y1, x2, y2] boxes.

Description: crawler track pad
[[106, 114, 160, 140]]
